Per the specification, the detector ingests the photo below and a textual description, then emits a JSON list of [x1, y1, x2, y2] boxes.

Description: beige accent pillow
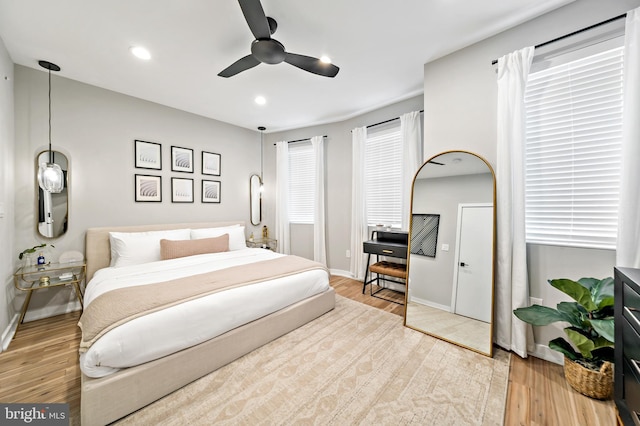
[[160, 234, 229, 260]]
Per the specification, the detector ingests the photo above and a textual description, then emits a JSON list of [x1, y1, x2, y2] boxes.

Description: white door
[[451, 204, 493, 323]]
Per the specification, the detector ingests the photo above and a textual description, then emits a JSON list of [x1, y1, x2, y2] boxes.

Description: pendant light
[[258, 126, 266, 192], [37, 60, 64, 193]]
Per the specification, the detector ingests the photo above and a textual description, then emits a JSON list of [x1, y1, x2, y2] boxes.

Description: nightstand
[[13, 261, 86, 335], [246, 238, 278, 252]]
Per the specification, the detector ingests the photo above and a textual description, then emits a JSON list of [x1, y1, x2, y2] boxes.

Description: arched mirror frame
[[403, 150, 496, 357], [36, 149, 69, 239], [250, 174, 262, 226]]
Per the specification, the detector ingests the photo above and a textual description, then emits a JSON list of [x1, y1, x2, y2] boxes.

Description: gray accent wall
[[10, 65, 261, 323], [0, 37, 15, 350]]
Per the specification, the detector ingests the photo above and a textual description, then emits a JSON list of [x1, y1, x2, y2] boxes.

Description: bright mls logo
[[1, 403, 68, 425]]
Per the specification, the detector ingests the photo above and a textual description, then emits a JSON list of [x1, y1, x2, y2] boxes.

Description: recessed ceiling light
[[320, 56, 332, 64], [255, 96, 266, 105], [130, 46, 151, 60]]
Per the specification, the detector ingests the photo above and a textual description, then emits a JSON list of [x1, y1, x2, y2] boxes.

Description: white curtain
[[311, 136, 327, 265], [400, 111, 423, 231], [350, 127, 368, 279], [617, 7, 640, 268], [495, 46, 534, 358], [275, 141, 290, 254]]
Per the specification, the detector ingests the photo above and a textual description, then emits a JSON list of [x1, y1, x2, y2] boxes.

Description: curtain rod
[[490, 12, 627, 65], [348, 109, 424, 133], [366, 109, 424, 130], [273, 135, 327, 145]]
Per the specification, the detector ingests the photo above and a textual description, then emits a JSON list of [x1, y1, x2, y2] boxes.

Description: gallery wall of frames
[[133, 139, 222, 204]]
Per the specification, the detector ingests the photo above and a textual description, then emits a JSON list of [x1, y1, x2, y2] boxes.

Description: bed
[[80, 221, 335, 425]]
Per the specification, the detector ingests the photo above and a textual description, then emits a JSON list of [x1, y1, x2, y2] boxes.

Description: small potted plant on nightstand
[[513, 277, 614, 399], [18, 243, 55, 267]]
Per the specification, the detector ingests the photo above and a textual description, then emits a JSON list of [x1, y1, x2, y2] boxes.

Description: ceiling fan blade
[[238, 0, 271, 40], [218, 54, 261, 78], [284, 53, 339, 78]]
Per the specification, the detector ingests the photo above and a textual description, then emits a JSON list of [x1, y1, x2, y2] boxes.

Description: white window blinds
[[288, 142, 315, 224], [365, 124, 402, 227], [524, 45, 624, 249]]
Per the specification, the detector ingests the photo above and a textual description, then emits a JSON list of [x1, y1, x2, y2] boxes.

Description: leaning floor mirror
[[404, 151, 496, 356]]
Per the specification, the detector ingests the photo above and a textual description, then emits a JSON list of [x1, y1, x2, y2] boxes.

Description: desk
[[14, 261, 86, 335], [362, 230, 408, 304]]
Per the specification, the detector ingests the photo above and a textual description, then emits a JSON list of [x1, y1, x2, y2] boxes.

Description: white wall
[[0, 37, 15, 350], [422, 0, 636, 360], [262, 95, 424, 275], [9, 65, 261, 324]]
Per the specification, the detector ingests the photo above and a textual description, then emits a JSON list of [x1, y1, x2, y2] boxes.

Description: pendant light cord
[[48, 67, 53, 164]]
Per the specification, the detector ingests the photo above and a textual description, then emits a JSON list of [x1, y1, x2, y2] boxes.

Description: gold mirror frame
[[36, 149, 69, 238], [250, 174, 262, 226], [404, 150, 496, 357]]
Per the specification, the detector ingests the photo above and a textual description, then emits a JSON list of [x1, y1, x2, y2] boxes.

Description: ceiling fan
[[218, 0, 340, 78]]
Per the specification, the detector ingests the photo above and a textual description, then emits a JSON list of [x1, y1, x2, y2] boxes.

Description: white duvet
[[80, 248, 330, 378]]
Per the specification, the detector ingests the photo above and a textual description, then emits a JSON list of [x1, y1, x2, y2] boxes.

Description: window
[[524, 44, 624, 249], [288, 142, 315, 223], [365, 123, 402, 227]]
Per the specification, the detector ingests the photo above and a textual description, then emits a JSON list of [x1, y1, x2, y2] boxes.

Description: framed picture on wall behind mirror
[[202, 151, 221, 176], [171, 178, 194, 203], [202, 180, 221, 203], [135, 174, 162, 202], [171, 146, 194, 173], [134, 140, 162, 170], [410, 213, 440, 257]]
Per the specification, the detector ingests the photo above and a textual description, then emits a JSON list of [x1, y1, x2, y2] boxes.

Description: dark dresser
[[615, 267, 640, 425]]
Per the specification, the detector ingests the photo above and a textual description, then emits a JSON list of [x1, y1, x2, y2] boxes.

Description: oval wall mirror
[[36, 150, 69, 238], [404, 151, 496, 356], [250, 174, 262, 226]]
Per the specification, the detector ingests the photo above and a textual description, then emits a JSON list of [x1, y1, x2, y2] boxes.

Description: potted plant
[[513, 277, 614, 399], [18, 243, 55, 266]]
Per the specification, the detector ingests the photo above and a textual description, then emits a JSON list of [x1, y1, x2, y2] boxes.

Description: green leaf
[[555, 302, 583, 328], [549, 338, 580, 361], [549, 279, 597, 312], [590, 318, 615, 343], [513, 305, 575, 326], [584, 277, 614, 307], [565, 328, 595, 359], [577, 277, 601, 291]]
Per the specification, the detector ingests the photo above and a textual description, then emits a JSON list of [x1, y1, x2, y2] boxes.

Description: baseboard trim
[[1, 313, 19, 352], [529, 343, 564, 365], [409, 296, 451, 312], [329, 269, 352, 278]]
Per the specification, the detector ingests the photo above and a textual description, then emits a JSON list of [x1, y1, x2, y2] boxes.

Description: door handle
[[460, 262, 469, 267]]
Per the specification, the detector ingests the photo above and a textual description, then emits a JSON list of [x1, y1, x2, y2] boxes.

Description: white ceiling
[[0, 0, 573, 133]]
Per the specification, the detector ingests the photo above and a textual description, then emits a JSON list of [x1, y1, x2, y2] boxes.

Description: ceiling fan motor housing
[[251, 39, 286, 64]]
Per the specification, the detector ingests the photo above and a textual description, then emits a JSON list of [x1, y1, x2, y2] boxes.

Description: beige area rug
[[117, 296, 510, 425]]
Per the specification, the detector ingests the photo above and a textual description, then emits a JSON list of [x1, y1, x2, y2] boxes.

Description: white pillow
[[109, 228, 191, 267], [190, 225, 246, 251]]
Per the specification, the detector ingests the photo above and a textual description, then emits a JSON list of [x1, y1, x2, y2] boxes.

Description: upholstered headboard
[[84, 221, 245, 282]]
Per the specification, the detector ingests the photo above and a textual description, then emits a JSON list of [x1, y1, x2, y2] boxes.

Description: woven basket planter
[[563, 357, 613, 400]]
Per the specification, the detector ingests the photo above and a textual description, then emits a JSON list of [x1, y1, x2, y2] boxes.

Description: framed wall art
[[202, 180, 221, 203], [410, 213, 440, 258], [202, 151, 221, 176], [134, 140, 161, 170], [135, 174, 162, 202], [171, 178, 194, 203], [171, 146, 194, 173]]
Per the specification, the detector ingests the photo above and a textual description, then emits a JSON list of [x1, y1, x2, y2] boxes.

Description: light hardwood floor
[[0, 275, 617, 425]]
